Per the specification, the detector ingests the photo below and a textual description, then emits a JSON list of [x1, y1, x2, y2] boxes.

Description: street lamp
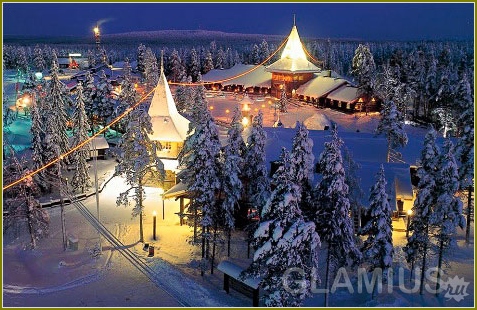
[[152, 211, 157, 240], [406, 209, 413, 238]]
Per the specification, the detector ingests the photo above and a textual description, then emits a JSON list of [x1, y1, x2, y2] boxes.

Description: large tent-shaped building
[[266, 19, 321, 98]]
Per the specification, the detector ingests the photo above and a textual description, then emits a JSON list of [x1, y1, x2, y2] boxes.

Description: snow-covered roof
[[69, 136, 109, 151], [266, 25, 320, 73], [263, 127, 389, 166], [163, 181, 188, 199], [262, 127, 413, 209], [296, 74, 349, 98], [202, 64, 271, 88], [217, 260, 261, 289], [326, 85, 359, 103], [357, 162, 413, 210], [148, 68, 190, 142]]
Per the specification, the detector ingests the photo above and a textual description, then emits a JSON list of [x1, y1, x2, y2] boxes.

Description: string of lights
[[303, 46, 323, 67], [3, 87, 156, 191], [3, 36, 290, 191], [169, 36, 288, 86]]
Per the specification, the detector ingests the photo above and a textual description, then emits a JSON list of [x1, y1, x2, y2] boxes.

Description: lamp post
[[152, 211, 157, 240], [406, 209, 413, 238]]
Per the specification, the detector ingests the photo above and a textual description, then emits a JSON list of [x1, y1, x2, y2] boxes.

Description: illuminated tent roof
[[148, 65, 190, 142], [266, 25, 320, 73]]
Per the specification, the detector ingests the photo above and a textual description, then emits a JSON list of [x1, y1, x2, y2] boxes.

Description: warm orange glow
[[261, 104, 265, 108], [93, 27, 99, 35], [153, 211, 157, 216], [225, 109, 230, 113], [242, 103, 250, 112], [242, 117, 249, 127], [254, 108, 258, 112], [209, 106, 214, 110]]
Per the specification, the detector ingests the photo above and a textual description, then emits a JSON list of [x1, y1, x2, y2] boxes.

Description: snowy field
[[3, 70, 473, 307]]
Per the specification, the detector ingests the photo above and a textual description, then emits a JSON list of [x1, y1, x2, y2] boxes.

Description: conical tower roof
[[266, 23, 320, 73], [148, 59, 190, 142], [280, 25, 308, 61]]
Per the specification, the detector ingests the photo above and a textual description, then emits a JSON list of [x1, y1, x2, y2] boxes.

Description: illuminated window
[[163, 142, 172, 150]]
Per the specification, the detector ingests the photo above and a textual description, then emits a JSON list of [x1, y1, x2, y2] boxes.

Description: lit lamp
[[152, 211, 157, 240], [241, 116, 249, 127], [406, 209, 413, 238]]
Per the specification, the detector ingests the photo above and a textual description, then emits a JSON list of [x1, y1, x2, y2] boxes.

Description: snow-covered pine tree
[[33, 44, 46, 72], [29, 89, 48, 190], [278, 87, 288, 113], [178, 89, 221, 275], [190, 74, 207, 125], [144, 48, 159, 88], [115, 104, 164, 243], [215, 47, 225, 69], [424, 50, 438, 119], [70, 83, 91, 193], [136, 43, 147, 75], [243, 111, 270, 213], [360, 165, 393, 299], [188, 48, 200, 82], [429, 138, 466, 296], [290, 121, 315, 220], [259, 39, 270, 64], [203, 51, 214, 74], [244, 148, 320, 306], [403, 127, 439, 294], [16, 46, 28, 75], [455, 72, 474, 243], [174, 76, 189, 113], [221, 106, 245, 256], [95, 70, 115, 129], [82, 71, 96, 131], [313, 125, 362, 306], [434, 49, 458, 138], [43, 50, 71, 164], [167, 49, 185, 82], [3, 147, 49, 249], [116, 58, 138, 132], [351, 44, 376, 114], [376, 100, 408, 162], [251, 44, 260, 65], [406, 48, 427, 118], [343, 147, 364, 234]]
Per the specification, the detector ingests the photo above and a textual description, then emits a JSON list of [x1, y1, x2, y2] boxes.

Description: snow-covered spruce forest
[[4, 29, 473, 124], [3, 30, 474, 307]]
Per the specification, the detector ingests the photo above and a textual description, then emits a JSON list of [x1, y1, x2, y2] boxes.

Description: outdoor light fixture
[[406, 209, 413, 238], [242, 116, 249, 127], [153, 211, 157, 240]]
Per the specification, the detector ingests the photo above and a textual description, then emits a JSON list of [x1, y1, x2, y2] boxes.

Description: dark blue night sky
[[3, 3, 474, 40]]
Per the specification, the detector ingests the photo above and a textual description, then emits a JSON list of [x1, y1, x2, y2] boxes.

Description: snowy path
[[3, 172, 248, 307]]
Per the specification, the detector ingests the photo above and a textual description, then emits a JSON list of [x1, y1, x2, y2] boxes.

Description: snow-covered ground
[[3, 71, 473, 307], [4, 160, 473, 307]]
